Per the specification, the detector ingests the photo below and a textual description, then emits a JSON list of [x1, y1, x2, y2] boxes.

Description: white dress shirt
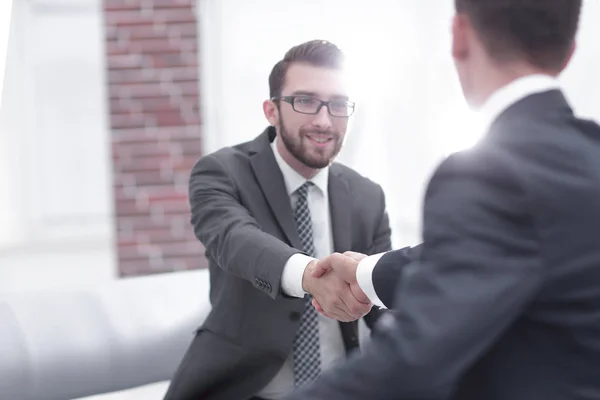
[[257, 137, 346, 399], [356, 74, 561, 309]]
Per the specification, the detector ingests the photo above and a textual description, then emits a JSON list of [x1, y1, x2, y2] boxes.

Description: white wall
[[0, 0, 116, 291], [198, 0, 600, 249], [0, 0, 12, 102]]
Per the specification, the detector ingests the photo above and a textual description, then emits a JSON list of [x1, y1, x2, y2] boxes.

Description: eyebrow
[[290, 90, 350, 101]]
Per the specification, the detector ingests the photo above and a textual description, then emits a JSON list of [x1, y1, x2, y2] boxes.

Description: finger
[[338, 291, 372, 320], [312, 298, 324, 313], [312, 299, 330, 318], [329, 256, 358, 283], [311, 260, 331, 277], [343, 251, 367, 261], [317, 297, 355, 322], [351, 282, 372, 304], [327, 310, 355, 322]]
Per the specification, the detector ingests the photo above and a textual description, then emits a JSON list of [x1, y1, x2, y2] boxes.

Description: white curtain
[[0, 0, 16, 246], [0, 0, 115, 292], [198, 0, 600, 247], [0, 0, 12, 104]]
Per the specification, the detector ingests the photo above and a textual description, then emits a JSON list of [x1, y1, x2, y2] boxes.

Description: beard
[[278, 115, 344, 169]]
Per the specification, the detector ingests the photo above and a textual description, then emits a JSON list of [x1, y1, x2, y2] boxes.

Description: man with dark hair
[[286, 1, 600, 399], [162, 39, 405, 400]]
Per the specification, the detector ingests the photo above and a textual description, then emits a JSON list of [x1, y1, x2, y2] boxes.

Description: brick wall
[[103, 0, 207, 277]]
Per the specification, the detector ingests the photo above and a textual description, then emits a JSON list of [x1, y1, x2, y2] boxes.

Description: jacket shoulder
[[330, 162, 383, 193]]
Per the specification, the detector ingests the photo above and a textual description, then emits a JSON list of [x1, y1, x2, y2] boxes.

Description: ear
[[263, 99, 279, 126], [451, 13, 469, 62]]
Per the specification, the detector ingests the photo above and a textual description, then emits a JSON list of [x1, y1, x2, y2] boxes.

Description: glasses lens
[[292, 96, 354, 117], [293, 96, 320, 114], [329, 100, 354, 117]]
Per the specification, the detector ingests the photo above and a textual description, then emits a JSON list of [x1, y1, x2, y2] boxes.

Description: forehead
[[282, 62, 349, 98]]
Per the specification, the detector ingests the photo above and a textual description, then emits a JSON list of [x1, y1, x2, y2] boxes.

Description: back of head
[[455, 0, 582, 72], [268, 40, 345, 99]]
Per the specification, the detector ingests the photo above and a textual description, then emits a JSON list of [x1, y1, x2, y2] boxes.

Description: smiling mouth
[[306, 135, 333, 144]]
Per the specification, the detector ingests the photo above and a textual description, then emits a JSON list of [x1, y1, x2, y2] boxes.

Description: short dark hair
[[268, 40, 345, 99], [455, 0, 582, 71]]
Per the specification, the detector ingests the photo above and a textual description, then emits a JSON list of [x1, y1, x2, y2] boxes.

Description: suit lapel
[[249, 128, 304, 250], [250, 131, 360, 352], [328, 166, 352, 253]]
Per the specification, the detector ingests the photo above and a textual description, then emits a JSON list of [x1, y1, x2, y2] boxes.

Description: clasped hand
[[302, 251, 372, 322]]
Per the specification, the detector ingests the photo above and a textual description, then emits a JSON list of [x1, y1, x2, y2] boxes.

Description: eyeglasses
[[272, 95, 355, 118]]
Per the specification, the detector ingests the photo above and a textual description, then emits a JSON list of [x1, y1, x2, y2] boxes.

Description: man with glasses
[[163, 40, 414, 400]]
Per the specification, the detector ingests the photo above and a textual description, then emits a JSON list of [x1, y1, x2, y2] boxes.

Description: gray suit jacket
[[163, 127, 393, 400], [284, 90, 600, 400]]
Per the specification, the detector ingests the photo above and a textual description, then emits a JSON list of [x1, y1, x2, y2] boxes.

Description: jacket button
[[290, 311, 301, 321]]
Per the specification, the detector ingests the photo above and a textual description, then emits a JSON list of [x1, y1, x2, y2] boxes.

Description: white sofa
[[0, 269, 211, 400]]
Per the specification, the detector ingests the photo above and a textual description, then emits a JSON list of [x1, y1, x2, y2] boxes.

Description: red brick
[[112, 128, 160, 143], [107, 9, 195, 27], [116, 141, 172, 157], [144, 189, 187, 202], [163, 254, 208, 270], [116, 198, 149, 216], [150, 199, 191, 214], [105, 0, 204, 276], [107, 54, 145, 70], [110, 113, 148, 129], [167, 22, 198, 38], [120, 23, 165, 40], [151, 0, 195, 9], [104, 0, 194, 11], [117, 216, 163, 231], [147, 53, 193, 69], [138, 97, 176, 112], [152, 241, 200, 257], [137, 38, 196, 55], [129, 171, 174, 186]]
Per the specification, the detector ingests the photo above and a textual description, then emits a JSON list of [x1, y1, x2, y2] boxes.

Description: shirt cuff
[[356, 252, 388, 309], [281, 253, 316, 298]]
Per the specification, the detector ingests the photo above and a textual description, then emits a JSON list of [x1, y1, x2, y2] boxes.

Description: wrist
[[302, 260, 316, 293]]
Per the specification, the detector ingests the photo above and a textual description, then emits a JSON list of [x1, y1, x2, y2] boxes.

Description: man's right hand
[[302, 258, 372, 322]]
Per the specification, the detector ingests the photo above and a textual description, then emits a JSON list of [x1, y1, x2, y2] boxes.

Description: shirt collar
[[271, 136, 329, 196], [479, 74, 561, 133]]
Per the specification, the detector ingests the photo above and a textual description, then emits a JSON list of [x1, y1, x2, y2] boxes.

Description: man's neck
[[470, 63, 556, 109]]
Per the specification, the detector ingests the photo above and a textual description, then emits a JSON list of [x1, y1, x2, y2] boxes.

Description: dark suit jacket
[[163, 127, 393, 400], [284, 90, 600, 400]]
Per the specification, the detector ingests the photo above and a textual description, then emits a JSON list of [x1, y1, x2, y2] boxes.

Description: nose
[[311, 105, 333, 129]]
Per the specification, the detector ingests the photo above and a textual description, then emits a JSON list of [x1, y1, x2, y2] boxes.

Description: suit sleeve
[[369, 244, 422, 308], [189, 154, 300, 300], [284, 151, 544, 399]]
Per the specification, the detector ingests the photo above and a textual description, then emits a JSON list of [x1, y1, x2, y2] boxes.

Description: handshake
[[301, 251, 372, 322]]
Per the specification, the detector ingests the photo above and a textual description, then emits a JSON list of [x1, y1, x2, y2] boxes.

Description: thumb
[[344, 251, 367, 261], [329, 255, 358, 283], [311, 259, 331, 277]]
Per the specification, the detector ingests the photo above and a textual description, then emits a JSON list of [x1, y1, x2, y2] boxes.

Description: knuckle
[[351, 303, 368, 316]]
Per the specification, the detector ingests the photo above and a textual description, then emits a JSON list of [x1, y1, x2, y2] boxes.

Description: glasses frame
[[272, 95, 355, 118]]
